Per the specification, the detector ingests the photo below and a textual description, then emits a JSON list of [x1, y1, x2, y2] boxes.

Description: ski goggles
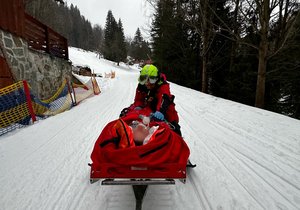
[[138, 75, 158, 85]]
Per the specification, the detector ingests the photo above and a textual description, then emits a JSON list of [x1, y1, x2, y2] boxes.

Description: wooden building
[[0, 0, 69, 89]]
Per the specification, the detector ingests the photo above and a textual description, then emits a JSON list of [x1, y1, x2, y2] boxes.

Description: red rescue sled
[[89, 110, 190, 183]]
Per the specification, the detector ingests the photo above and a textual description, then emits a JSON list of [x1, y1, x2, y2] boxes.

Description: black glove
[[119, 107, 129, 117], [170, 121, 182, 136]]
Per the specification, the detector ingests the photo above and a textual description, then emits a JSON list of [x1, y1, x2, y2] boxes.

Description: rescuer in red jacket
[[120, 64, 181, 135]]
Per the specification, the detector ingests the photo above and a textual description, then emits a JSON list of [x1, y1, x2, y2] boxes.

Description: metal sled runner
[[88, 161, 194, 210], [89, 163, 187, 210]]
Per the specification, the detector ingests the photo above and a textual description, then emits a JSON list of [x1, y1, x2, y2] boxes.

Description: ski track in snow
[[178, 104, 263, 210], [1, 49, 300, 210], [172, 84, 300, 210]]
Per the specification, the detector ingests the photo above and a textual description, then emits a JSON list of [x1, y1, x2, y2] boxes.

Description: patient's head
[[130, 122, 149, 145]]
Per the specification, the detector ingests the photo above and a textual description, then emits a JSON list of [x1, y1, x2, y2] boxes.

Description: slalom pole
[[22, 80, 36, 123], [66, 77, 76, 106]]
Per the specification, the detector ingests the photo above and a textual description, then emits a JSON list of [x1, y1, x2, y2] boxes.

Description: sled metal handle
[[101, 178, 175, 185]]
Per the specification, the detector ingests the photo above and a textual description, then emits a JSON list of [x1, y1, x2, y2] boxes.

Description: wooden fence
[[24, 14, 68, 60], [0, 0, 68, 60]]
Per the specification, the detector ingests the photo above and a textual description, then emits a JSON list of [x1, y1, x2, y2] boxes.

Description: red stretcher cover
[[90, 110, 190, 179]]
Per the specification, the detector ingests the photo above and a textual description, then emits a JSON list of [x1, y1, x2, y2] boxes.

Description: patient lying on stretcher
[[130, 121, 159, 146], [112, 118, 161, 148]]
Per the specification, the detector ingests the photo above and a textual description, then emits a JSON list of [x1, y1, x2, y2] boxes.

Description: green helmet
[[140, 64, 158, 77], [139, 65, 159, 85]]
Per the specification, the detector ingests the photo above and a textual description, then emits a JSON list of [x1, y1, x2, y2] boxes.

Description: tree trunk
[[255, 0, 270, 108], [201, 0, 209, 93], [202, 53, 208, 93], [255, 39, 268, 108], [230, 0, 240, 71]]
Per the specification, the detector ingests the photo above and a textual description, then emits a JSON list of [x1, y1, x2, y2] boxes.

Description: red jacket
[[130, 80, 179, 123]]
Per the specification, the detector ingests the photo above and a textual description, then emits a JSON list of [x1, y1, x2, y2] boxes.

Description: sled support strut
[[101, 179, 175, 210], [133, 185, 147, 210]]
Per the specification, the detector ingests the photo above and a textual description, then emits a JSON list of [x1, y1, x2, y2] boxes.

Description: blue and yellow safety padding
[[0, 79, 73, 136]]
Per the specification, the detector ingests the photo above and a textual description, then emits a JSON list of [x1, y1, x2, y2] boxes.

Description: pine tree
[[103, 10, 118, 61], [103, 11, 128, 63], [131, 28, 143, 60], [114, 19, 127, 65], [151, 0, 199, 88], [92, 24, 104, 56], [131, 28, 151, 61]]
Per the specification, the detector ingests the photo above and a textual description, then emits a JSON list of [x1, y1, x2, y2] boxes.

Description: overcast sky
[[66, 0, 153, 39]]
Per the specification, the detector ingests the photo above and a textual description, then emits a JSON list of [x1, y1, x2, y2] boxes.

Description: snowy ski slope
[[0, 47, 299, 210]]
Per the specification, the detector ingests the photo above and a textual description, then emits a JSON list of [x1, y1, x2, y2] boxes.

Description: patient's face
[[133, 124, 149, 144]]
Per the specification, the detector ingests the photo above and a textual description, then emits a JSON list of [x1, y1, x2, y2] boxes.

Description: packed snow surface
[[0, 47, 299, 210]]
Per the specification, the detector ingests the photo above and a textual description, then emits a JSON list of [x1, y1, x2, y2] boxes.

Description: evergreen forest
[[25, 0, 300, 119]]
